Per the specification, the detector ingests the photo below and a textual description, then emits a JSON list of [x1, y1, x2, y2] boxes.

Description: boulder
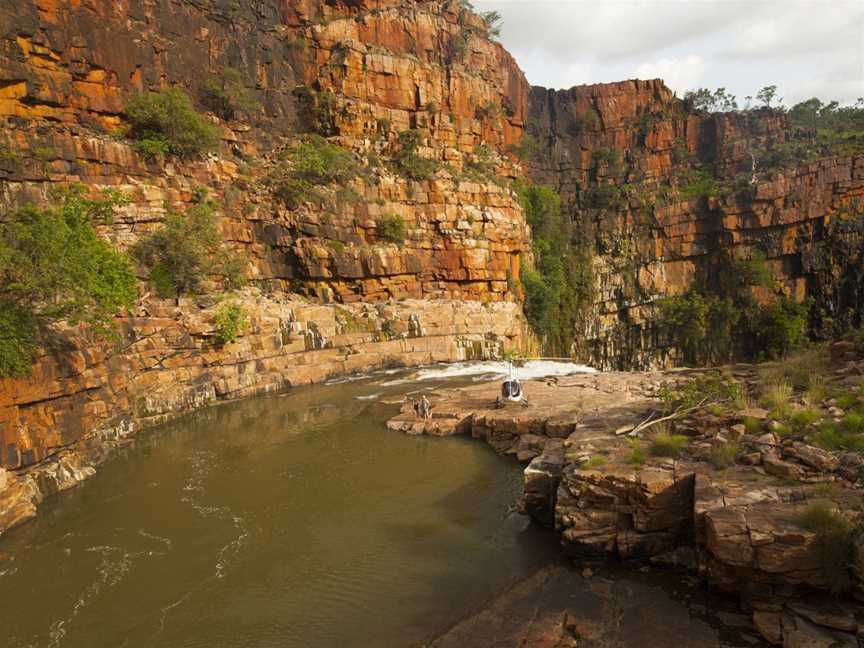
[[762, 452, 802, 480], [780, 611, 857, 648], [784, 444, 838, 472]]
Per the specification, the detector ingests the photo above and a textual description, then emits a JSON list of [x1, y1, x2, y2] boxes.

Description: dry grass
[[650, 433, 689, 458], [709, 442, 739, 469], [760, 380, 793, 417], [758, 347, 830, 391]]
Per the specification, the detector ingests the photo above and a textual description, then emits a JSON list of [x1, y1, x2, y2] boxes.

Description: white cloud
[[474, 0, 864, 105], [635, 55, 706, 95]]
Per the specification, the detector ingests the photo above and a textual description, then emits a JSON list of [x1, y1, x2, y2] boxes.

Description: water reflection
[[0, 372, 556, 648]]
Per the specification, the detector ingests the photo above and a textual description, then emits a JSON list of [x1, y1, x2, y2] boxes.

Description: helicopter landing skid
[[494, 396, 530, 409]]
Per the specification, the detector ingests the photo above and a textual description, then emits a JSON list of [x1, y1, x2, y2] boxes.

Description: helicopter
[[494, 355, 577, 409]]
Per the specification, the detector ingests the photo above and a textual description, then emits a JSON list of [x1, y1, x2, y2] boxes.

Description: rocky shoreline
[[425, 562, 767, 647], [0, 292, 525, 537], [389, 342, 864, 647]]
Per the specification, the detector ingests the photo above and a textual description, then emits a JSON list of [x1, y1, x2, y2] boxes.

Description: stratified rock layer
[[0, 291, 526, 533], [0, 0, 533, 487], [528, 80, 864, 369]]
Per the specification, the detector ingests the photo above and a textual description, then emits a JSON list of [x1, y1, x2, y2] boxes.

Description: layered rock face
[[0, 0, 532, 496], [0, 292, 524, 533], [528, 80, 864, 369]]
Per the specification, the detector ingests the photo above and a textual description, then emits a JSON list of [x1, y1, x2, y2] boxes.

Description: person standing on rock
[[419, 395, 432, 420]]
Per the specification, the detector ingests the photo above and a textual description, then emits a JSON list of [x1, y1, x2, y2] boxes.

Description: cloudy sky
[[473, 0, 864, 106]]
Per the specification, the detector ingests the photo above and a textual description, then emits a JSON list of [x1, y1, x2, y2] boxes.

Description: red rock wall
[[0, 0, 534, 477], [528, 80, 864, 369]]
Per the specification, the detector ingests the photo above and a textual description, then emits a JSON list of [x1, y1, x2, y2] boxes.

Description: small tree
[[683, 87, 738, 112], [124, 88, 219, 159], [480, 10, 502, 38], [390, 129, 439, 181], [756, 85, 780, 109], [133, 203, 245, 298], [214, 301, 248, 345], [375, 214, 407, 243], [267, 134, 359, 208], [0, 186, 138, 376]]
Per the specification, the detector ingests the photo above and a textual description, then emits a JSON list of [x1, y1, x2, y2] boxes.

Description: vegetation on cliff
[[214, 301, 248, 346], [390, 129, 440, 181], [124, 88, 219, 159], [0, 186, 137, 376], [375, 214, 407, 244], [267, 134, 360, 209], [200, 67, 255, 121], [517, 183, 594, 356], [132, 199, 245, 298], [659, 250, 809, 363]]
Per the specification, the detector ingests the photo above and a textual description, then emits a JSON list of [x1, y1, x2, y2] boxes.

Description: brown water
[[0, 368, 764, 648], [0, 373, 557, 648]]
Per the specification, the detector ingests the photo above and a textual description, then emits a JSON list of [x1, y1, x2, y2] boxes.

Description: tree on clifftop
[[756, 85, 780, 108], [0, 186, 138, 377]]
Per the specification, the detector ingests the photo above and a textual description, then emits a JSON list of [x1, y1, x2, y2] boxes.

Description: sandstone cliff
[[0, 0, 533, 492], [527, 80, 864, 369]]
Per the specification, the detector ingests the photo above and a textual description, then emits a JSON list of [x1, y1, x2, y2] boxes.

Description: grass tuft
[[624, 439, 646, 466], [709, 442, 739, 469], [650, 433, 689, 458], [580, 455, 607, 470], [795, 502, 857, 595]]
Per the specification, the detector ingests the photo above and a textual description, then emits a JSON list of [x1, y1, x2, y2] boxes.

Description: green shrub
[[124, 88, 219, 159], [759, 348, 828, 391], [789, 408, 821, 433], [795, 502, 857, 595], [214, 301, 248, 345], [805, 374, 827, 406], [841, 412, 864, 434], [710, 442, 739, 469], [592, 147, 620, 170], [200, 67, 255, 120], [268, 134, 359, 208], [506, 134, 539, 161], [809, 421, 864, 452], [327, 239, 346, 253], [133, 138, 170, 161], [580, 455, 606, 470], [0, 185, 137, 376], [835, 392, 859, 410], [743, 416, 763, 434], [479, 10, 502, 38], [133, 203, 245, 298], [463, 145, 497, 180], [658, 248, 806, 365], [650, 433, 689, 458], [517, 183, 594, 356], [295, 88, 339, 135], [625, 440, 647, 466], [757, 297, 809, 359], [659, 373, 741, 412], [474, 101, 501, 121], [375, 214, 406, 244], [659, 293, 739, 365], [759, 381, 792, 415], [679, 169, 719, 199], [390, 129, 439, 181]]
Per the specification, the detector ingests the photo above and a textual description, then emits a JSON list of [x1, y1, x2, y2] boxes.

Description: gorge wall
[[526, 80, 864, 369], [0, 0, 533, 500]]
